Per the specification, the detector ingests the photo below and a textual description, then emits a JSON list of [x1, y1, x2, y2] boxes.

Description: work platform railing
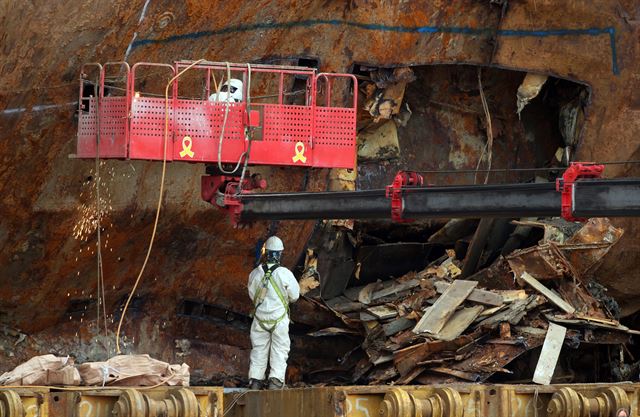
[[76, 61, 358, 169]]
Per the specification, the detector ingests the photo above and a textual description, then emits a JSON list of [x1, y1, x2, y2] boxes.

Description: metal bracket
[[385, 171, 424, 223], [201, 173, 267, 226], [556, 162, 604, 222]]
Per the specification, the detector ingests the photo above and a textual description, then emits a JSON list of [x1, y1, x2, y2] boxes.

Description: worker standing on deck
[[248, 236, 300, 390]]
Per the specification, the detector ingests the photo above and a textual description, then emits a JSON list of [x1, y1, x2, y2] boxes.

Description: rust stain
[[1, 0, 639, 384]]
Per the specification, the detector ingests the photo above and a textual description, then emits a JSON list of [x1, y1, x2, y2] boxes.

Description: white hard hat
[[208, 78, 243, 102], [265, 236, 284, 251]]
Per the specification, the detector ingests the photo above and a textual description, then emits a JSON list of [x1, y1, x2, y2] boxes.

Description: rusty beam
[[223, 383, 636, 417]]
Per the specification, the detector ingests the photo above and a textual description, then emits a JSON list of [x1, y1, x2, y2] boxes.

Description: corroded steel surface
[[223, 383, 638, 417], [0, 386, 222, 417], [1, 0, 640, 381]]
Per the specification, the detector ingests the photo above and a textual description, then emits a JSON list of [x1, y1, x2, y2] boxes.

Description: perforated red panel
[[98, 96, 128, 157], [76, 63, 358, 168], [173, 100, 245, 162], [129, 97, 174, 160], [77, 98, 97, 157], [250, 104, 313, 166], [313, 107, 357, 168]]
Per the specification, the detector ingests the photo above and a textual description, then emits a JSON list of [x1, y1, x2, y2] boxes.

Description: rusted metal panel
[[0, 386, 223, 417], [506, 244, 572, 281], [562, 218, 624, 280], [0, 387, 51, 417], [224, 384, 639, 417], [2, 0, 640, 384]]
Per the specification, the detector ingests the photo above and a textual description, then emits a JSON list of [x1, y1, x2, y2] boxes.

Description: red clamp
[[385, 171, 424, 223], [555, 162, 604, 221], [201, 173, 267, 226]]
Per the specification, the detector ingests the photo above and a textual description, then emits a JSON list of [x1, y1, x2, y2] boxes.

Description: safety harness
[[253, 264, 289, 332]]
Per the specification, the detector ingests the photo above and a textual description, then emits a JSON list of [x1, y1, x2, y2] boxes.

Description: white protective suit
[[247, 263, 300, 382]]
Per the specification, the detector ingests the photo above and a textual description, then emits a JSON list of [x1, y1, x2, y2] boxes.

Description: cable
[[92, 76, 108, 339], [115, 59, 205, 354], [214, 62, 254, 193], [475, 67, 494, 185], [236, 63, 253, 194], [216, 62, 247, 175], [416, 167, 561, 174], [599, 160, 640, 166], [412, 160, 640, 175]]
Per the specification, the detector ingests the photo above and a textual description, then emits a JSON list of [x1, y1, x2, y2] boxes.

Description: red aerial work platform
[[76, 60, 358, 169]]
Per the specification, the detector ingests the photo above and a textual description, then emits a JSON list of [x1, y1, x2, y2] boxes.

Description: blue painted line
[[131, 19, 619, 75]]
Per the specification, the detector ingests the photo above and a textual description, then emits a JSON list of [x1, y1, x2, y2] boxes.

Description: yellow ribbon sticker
[[292, 141, 307, 163], [180, 136, 194, 158]]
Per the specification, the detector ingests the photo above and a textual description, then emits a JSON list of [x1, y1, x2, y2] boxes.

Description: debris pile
[[312, 218, 636, 385]]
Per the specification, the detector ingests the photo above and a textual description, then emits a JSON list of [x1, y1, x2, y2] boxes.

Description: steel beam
[[238, 179, 640, 222], [239, 189, 390, 220], [573, 179, 640, 217]]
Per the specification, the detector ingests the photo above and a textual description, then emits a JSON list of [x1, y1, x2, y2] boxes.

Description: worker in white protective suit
[[208, 79, 243, 102], [247, 236, 300, 390]]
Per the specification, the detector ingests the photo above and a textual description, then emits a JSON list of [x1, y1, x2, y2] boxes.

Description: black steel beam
[[239, 189, 390, 220], [573, 179, 640, 217], [238, 179, 640, 221], [402, 182, 560, 218]]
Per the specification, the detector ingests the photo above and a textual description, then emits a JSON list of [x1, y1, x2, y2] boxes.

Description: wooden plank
[[307, 327, 359, 337], [533, 322, 567, 385], [358, 282, 383, 304], [325, 296, 365, 313], [367, 305, 398, 320], [476, 295, 544, 329], [344, 280, 389, 302], [393, 336, 472, 376], [333, 301, 365, 313], [573, 314, 619, 326], [544, 313, 637, 333], [383, 317, 415, 336], [325, 295, 349, 308], [359, 311, 378, 321], [371, 279, 420, 301], [514, 326, 548, 337], [435, 281, 503, 306], [520, 272, 575, 314], [413, 280, 478, 334], [497, 290, 528, 303], [478, 305, 504, 318], [433, 306, 484, 341]]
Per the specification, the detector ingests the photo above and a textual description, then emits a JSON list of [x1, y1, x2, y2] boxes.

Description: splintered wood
[[533, 322, 567, 385], [413, 280, 477, 334], [519, 272, 575, 314], [315, 219, 634, 385], [435, 281, 503, 306], [434, 306, 484, 341]]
